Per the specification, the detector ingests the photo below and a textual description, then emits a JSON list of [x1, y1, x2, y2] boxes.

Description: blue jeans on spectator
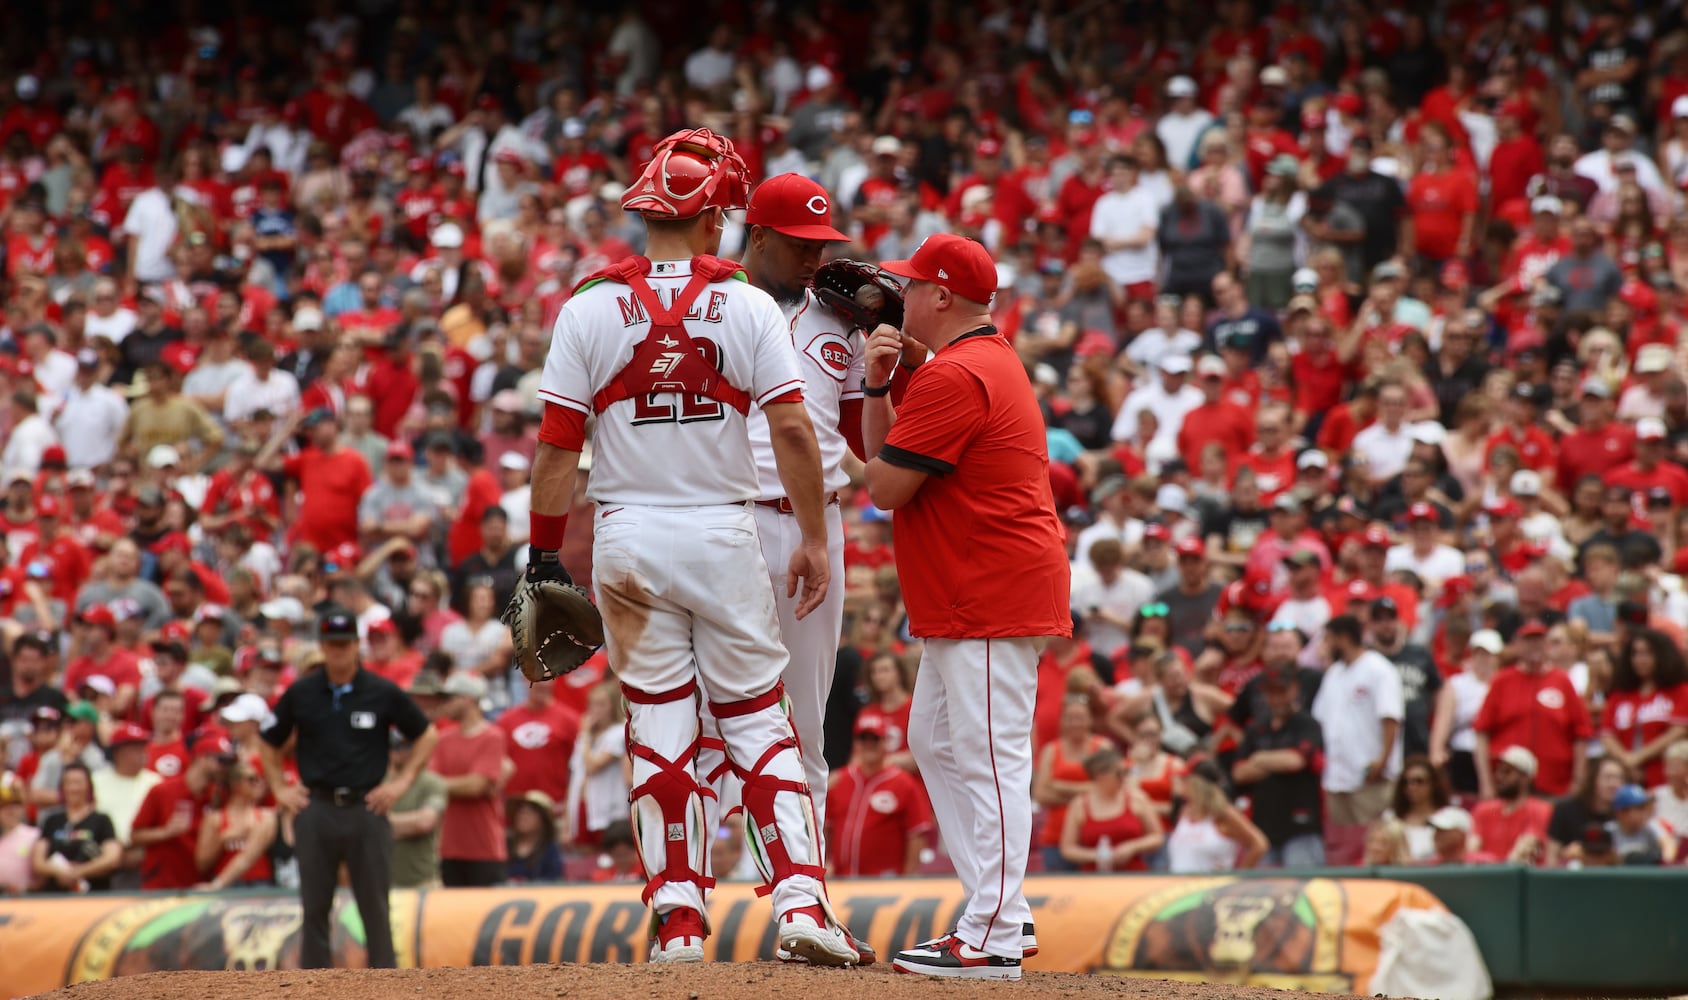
[[1264, 833, 1325, 868], [1042, 845, 1077, 873]]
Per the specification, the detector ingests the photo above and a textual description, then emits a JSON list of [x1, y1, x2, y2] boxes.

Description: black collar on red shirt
[[938, 325, 998, 352]]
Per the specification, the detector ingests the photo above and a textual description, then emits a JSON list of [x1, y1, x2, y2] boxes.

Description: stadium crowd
[[8, 0, 1688, 895]]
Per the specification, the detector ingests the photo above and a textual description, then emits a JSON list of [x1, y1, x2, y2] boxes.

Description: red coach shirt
[[881, 330, 1071, 640], [1601, 684, 1688, 787], [1472, 667, 1593, 797], [826, 764, 932, 876]]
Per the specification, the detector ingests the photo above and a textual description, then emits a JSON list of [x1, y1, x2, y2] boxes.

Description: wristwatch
[[861, 379, 892, 397]]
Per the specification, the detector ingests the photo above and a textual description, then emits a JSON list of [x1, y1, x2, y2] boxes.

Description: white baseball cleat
[[648, 907, 706, 963], [777, 928, 876, 965], [777, 903, 860, 967]]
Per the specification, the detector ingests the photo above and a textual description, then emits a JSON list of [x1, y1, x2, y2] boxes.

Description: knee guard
[[710, 681, 826, 897], [623, 680, 715, 908]]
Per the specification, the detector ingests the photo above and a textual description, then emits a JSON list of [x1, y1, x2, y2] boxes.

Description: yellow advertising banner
[[0, 876, 1445, 999]]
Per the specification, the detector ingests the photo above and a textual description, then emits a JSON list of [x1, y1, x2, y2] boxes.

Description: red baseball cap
[[1361, 526, 1392, 548], [1516, 619, 1549, 638], [157, 620, 192, 645], [1344, 579, 1378, 602], [745, 173, 848, 241], [194, 734, 236, 760], [35, 494, 60, 518], [1436, 575, 1474, 608], [386, 439, 415, 461], [854, 713, 888, 738], [155, 531, 192, 555], [1143, 522, 1172, 542], [328, 541, 361, 568], [78, 604, 116, 628], [109, 722, 151, 747], [880, 234, 998, 305], [1300, 109, 1325, 131], [1407, 501, 1438, 524], [368, 618, 398, 636], [975, 137, 1003, 158], [41, 445, 66, 467], [1484, 498, 1523, 520], [1333, 92, 1364, 116], [1175, 536, 1207, 557]]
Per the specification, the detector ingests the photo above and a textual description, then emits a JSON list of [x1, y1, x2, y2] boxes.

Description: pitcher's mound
[[34, 963, 1359, 1000]]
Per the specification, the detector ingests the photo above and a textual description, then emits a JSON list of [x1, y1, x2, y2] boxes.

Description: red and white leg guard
[[710, 683, 832, 915], [624, 680, 714, 924], [694, 712, 734, 888]]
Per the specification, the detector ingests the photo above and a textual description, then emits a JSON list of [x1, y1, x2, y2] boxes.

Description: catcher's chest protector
[[589, 255, 753, 416]]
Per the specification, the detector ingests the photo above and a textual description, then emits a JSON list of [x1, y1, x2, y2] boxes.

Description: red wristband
[[530, 511, 569, 549]]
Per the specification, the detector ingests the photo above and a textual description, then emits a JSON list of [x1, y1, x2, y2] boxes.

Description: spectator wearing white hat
[[1608, 416, 1688, 507], [1113, 353, 1202, 453], [1471, 745, 1552, 864], [430, 670, 510, 887], [1425, 805, 1480, 865], [1618, 350, 1674, 421], [1157, 76, 1213, 171]]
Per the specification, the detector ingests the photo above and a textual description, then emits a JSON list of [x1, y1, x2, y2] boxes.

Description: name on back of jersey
[[616, 288, 730, 327]]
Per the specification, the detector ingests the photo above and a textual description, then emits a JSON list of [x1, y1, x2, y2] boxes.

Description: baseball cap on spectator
[[879, 233, 997, 304], [1613, 784, 1652, 811], [745, 173, 849, 241], [108, 597, 143, 623], [65, 702, 99, 724], [1166, 75, 1198, 98], [1484, 498, 1522, 519], [220, 693, 272, 725], [1265, 154, 1299, 177], [1530, 284, 1563, 307], [386, 439, 414, 461], [1301, 109, 1325, 131], [79, 675, 116, 698], [0, 771, 23, 805], [1372, 596, 1400, 620], [1286, 295, 1320, 316], [1427, 805, 1473, 833], [1635, 344, 1672, 374], [1156, 484, 1190, 516], [30, 706, 62, 727], [1333, 92, 1364, 116], [1195, 355, 1227, 379], [75, 348, 100, 369], [368, 618, 399, 639], [1159, 354, 1193, 375], [78, 604, 116, 629], [1409, 421, 1447, 446], [498, 452, 531, 472], [854, 713, 888, 739], [318, 608, 359, 641], [210, 676, 243, 701], [108, 722, 149, 747], [1607, 113, 1639, 135], [870, 135, 902, 156], [1175, 537, 1206, 558], [292, 306, 325, 332], [1259, 65, 1289, 87], [1271, 492, 1302, 514], [1470, 629, 1505, 654], [431, 222, 465, 249], [1143, 522, 1172, 543], [325, 542, 361, 572], [1283, 549, 1321, 570], [301, 407, 336, 429], [1531, 195, 1564, 216], [407, 673, 444, 697], [1407, 502, 1438, 524], [194, 735, 236, 761], [38, 445, 66, 469], [1516, 619, 1548, 638], [442, 671, 488, 700], [1511, 470, 1543, 497], [1372, 260, 1407, 283], [1674, 95, 1688, 119], [1498, 745, 1538, 779], [1437, 575, 1474, 608], [35, 494, 60, 518], [1361, 526, 1392, 549], [490, 389, 524, 414], [1291, 267, 1318, 294], [147, 444, 180, 469], [150, 633, 188, 660], [1296, 449, 1329, 471], [1581, 378, 1613, 399], [1636, 417, 1668, 441], [258, 596, 305, 624], [1440, 259, 1470, 290]]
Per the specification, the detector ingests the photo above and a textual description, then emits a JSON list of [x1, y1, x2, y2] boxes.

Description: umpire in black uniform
[[260, 607, 438, 969]]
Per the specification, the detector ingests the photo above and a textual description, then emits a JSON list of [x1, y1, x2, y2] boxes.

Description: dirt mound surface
[[33, 963, 1357, 1000]]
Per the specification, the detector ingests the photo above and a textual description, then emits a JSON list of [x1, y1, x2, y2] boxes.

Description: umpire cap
[[318, 607, 359, 641]]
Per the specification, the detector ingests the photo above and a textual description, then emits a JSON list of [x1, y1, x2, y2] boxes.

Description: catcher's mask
[[621, 128, 751, 221]]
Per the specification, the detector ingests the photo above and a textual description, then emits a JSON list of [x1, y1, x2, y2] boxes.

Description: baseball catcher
[[810, 258, 905, 334]]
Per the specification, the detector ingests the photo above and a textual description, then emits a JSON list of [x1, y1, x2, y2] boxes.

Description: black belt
[[308, 785, 373, 807], [754, 492, 840, 515]]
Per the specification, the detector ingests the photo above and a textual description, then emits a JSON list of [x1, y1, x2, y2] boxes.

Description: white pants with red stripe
[[909, 636, 1040, 959]]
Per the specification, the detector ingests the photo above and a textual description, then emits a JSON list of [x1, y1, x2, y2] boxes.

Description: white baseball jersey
[[538, 258, 806, 506], [746, 289, 865, 499]]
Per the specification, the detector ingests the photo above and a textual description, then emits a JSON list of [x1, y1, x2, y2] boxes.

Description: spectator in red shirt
[[1557, 378, 1634, 488], [446, 436, 502, 567], [496, 679, 580, 807], [1178, 355, 1256, 471], [1405, 124, 1479, 266], [16, 495, 90, 605], [431, 671, 508, 887], [144, 689, 193, 779], [63, 605, 142, 718], [1484, 383, 1559, 485], [1470, 745, 1553, 865], [365, 621, 424, 689], [266, 407, 373, 554], [825, 714, 932, 877], [128, 736, 232, 890], [1600, 629, 1688, 788], [1487, 100, 1545, 217], [1473, 621, 1593, 798], [1608, 418, 1688, 508]]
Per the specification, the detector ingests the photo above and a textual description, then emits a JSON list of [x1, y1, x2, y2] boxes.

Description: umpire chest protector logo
[[349, 711, 376, 730], [803, 332, 852, 381]]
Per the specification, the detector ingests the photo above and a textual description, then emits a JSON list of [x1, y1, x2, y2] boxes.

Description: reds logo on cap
[[744, 173, 849, 241], [806, 195, 828, 215]]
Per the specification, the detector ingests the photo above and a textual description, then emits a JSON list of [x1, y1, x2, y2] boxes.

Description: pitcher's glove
[[812, 259, 905, 333], [502, 550, 604, 682]]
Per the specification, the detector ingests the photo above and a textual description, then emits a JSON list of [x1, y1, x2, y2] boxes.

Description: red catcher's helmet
[[621, 127, 751, 220]]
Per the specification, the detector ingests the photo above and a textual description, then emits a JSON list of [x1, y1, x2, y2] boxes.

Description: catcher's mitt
[[502, 580, 605, 682], [812, 259, 905, 333]]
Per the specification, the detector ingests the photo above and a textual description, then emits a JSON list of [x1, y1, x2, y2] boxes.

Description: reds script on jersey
[[746, 289, 863, 497], [537, 259, 805, 501]]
